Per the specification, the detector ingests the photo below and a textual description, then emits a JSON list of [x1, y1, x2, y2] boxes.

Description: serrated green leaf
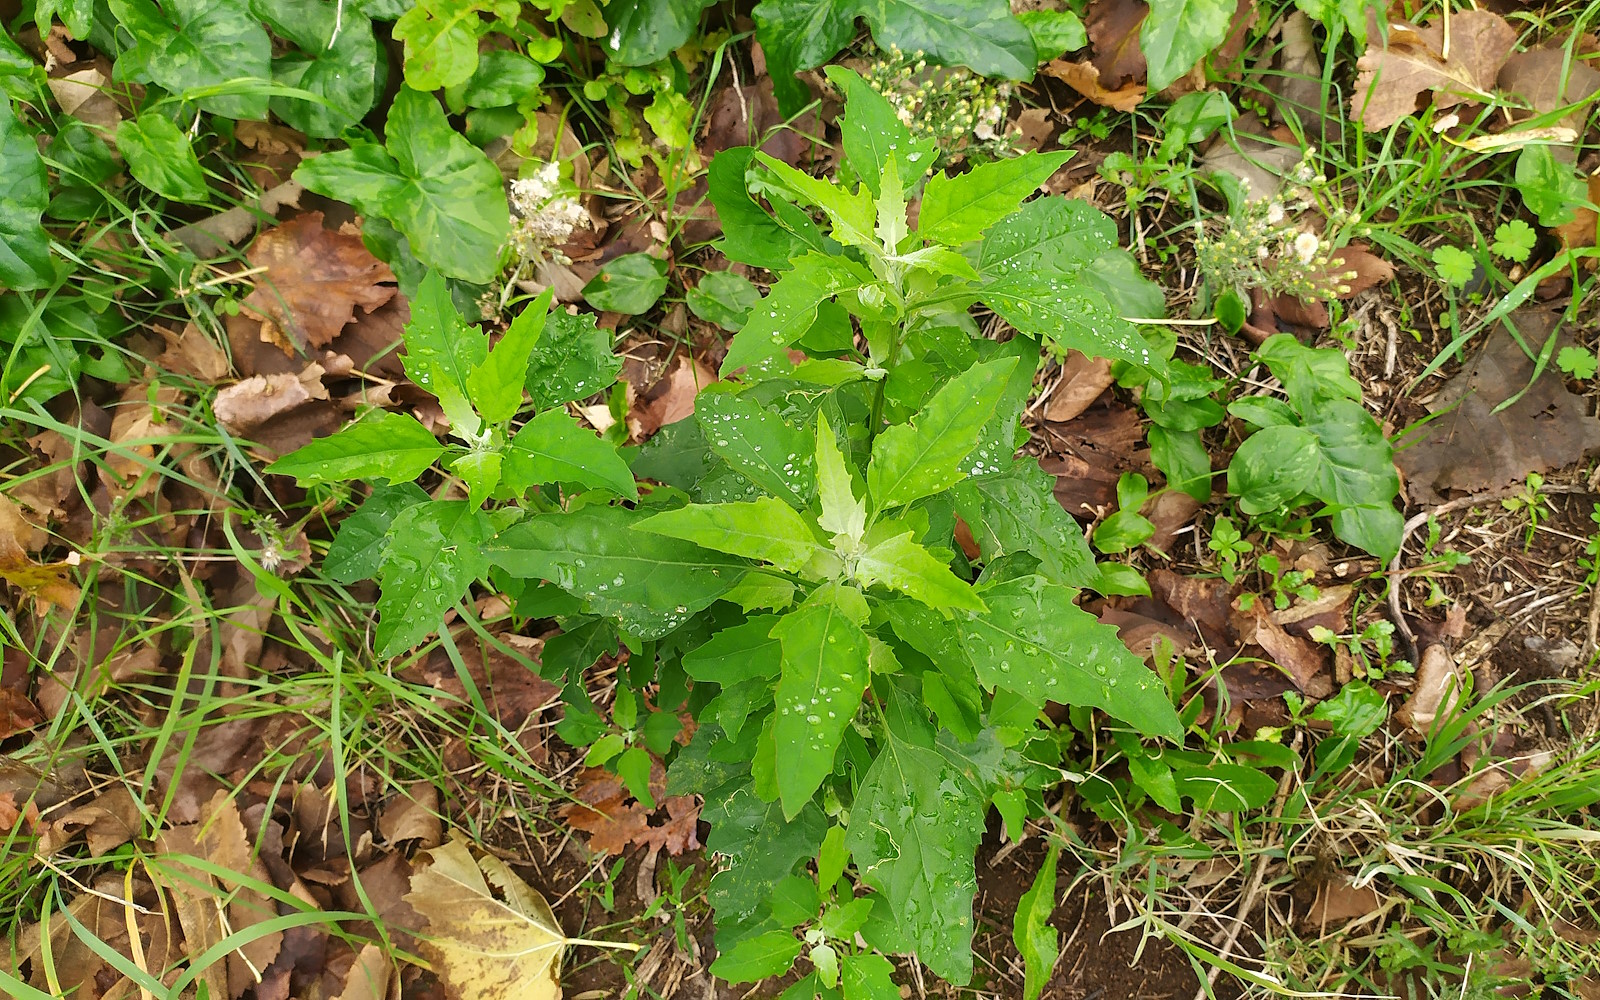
[[758, 153, 878, 250], [840, 953, 900, 1000], [115, 114, 209, 204], [109, 0, 271, 119], [815, 413, 867, 543], [980, 269, 1154, 368], [582, 253, 669, 314], [845, 688, 985, 984], [722, 253, 873, 373], [683, 616, 783, 685], [265, 409, 443, 485], [447, 448, 501, 506], [1141, 0, 1237, 92], [771, 592, 873, 819], [867, 357, 1017, 509], [866, 0, 1036, 83], [919, 152, 1074, 247], [523, 309, 623, 409], [0, 99, 54, 290], [401, 269, 487, 431], [704, 783, 828, 924], [640, 498, 822, 572], [958, 574, 1182, 740], [696, 389, 816, 508], [950, 457, 1097, 589], [487, 505, 745, 638], [466, 288, 551, 425], [708, 147, 810, 270], [710, 930, 803, 984], [502, 408, 638, 498], [853, 528, 983, 612], [294, 87, 509, 283], [822, 65, 936, 196], [375, 500, 490, 655], [325, 483, 430, 583], [1014, 844, 1059, 1000]]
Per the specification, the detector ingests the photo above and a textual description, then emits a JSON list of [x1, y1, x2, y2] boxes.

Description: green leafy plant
[[272, 75, 1185, 993], [1500, 472, 1552, 549]]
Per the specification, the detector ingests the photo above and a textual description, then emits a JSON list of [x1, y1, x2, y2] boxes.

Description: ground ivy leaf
[[294, 87, 509, 283], [845, 688, 985, 985], [0, 99, 54, 289], [958, 574, 1182, 740], [487, 505, 745, 638], [115, 114, 209, 204], [375, 500, 491, 655], [265, 409, 443, 485], [771, 593, 873, 820], [867, 357, 1017, 509], [467, 289, 551, 425], [1014, 844, 1059, 1000], [722, 253, 873, 374], [109, 0, 271, 120], [919, 152, 1074, 247], [696, 389, 816, 508], [1141, 0, 1238, 93], [502, 408, 638, 499], [950, 457, 1097, 589], [325, 483, 430, 583], [640, 498, 821, 573], [853, 528, 984, 613], [523, 309, 623, 409]]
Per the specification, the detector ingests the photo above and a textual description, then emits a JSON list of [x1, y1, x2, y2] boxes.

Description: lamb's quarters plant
[[268, 77, 1187, 992]]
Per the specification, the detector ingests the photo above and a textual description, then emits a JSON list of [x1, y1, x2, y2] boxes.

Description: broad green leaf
[[446, 448, 501, 508], [460, 49, 545, 108], [875, 155, 908, 252], [1149, 426, 1213, 502], [696, 389, 816, 508], [639, 498, 822, 572], [867, 357, 1017, 509], [845, 688, 985, 984], [46, 121, 118, 221], [109, 0, 271, 119], [722, 572, 798, 612], [840, 953, 900, 1000], [523, 309, 623, 409], [602, 0, 717, 65], [1227, 424, 1319, 516], [966, 335, 1041, 476], [866, 0, 1036, 83], [757, 153, 878, 250], [1014, 844, 1059, 1000], [270, 17, 381, 137], [722, 253, 872, 373], [35, 0, 94, 37], [853, 528, 983, 612], [265, 409, 443, 485], [466, 288, 552, 425], [392, 0, 492, 90], [682, 616, 783, 684], [401, 270, 488, 430], [1515, 144, 1587, 228], [325, 483, 430, 583], [709, 930, 803, 984], [375, 500, 491, 655], [115, 114, 209, 204], [1255, 334, 1361, 413], [978, 196, 1116, 285], [979, 270, 1154, 368], [1293, 0, 1378, 45], [1140, 0, 1238, 93], [1311, 680, 1387, 737], [631, 417, 712, 489], [1017, 8, 1085, 59], [0, 99, 54, 290], [771, 592, 873, 819], [295, 87, 509, 283], [958, 574, 1182, 740], [919, 152, 1073, 247], [815, 413, 866, 543], [687, 271, 761, 331], [703, 784, 828, 925], [752, 0, 860, 114], [950, 457, 1097, 589], [1331, 504, 1403, 564], [487, 505, 745, 638], [1160, 90, 1234, 154], [582, 253, 668, 314], [1304, 398, 1400, 559], [708, 147, 809, 271], [502, 408, 639, 498], [822, 65, 935, 196]]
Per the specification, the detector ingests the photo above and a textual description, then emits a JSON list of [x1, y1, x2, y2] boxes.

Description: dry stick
[[1386, 484, 1592, 662]]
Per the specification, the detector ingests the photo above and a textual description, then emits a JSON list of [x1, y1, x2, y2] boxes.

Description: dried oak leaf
[[560, 765, 702, 857], [38, 783, 143, 857], [212, 364, 338, 458], [1233, 598, 1333, 698], [156, 323, 231, 382], [241, 213, 397, 353], [1352, 11, 1517, 130], [1396, 307, 1600, 503], [1041, 59, 1145, 111], [403, 837, 576, 1000], [1301, 879, 1383, 930], [378, 782, 443, 848]]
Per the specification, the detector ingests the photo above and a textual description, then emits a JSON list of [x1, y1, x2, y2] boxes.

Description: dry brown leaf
[[1497, 46, 1600, 129], [1043, 351, 1113, 423], [169, 178, 306, 258], [631, 354, 716, 440], [560, 764, 702, 857], [332, 942, 395, 1000], [47, 66, 122, 130], [1144, 489, 1200, 555], [1302, 879, 1382, 930], [212, 364, 339, 458], [1396, 644, 1465, 734], [1012, 107, 1055, 152], [240, 213, 396, 353], [1396, 308, 1600, 503], [1200, 132, 1301, 201], [39, 783, 143, 856], [378, 782, 443, 848], [156, 323, 232, 382], [1351, 11, 1516, 130], [1554, 169, 1600, 251], [1085, 0, 1147, 86], [1324, 244, 1395, 299], [14, 874, 134, 994], [403, 837, 578, 1000], [0, 495, 81, 610], [1234, 599, 1332, 698], [0, 688, 43, 740], [101, 384, 183, 502], [1041, 59, 1145, 111]]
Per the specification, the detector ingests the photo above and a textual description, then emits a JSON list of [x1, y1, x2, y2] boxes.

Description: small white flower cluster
[[861, 46, 1013, 168], [507, 161, 589, 263], [1195, 147, 1355, 302]]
